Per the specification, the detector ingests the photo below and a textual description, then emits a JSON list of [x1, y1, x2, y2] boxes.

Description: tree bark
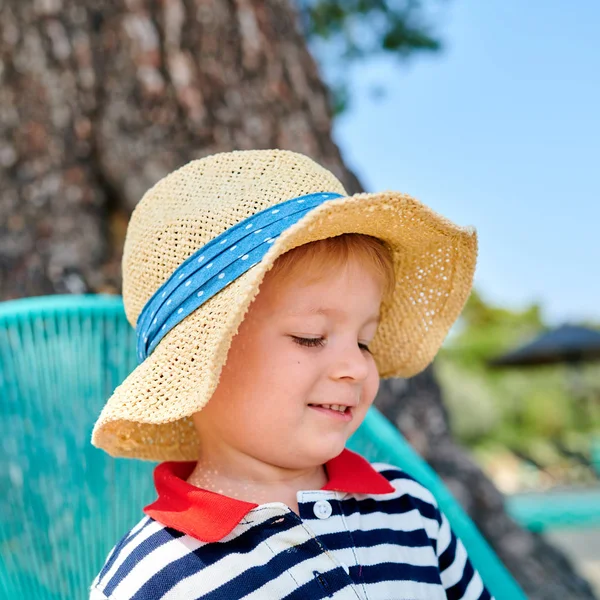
[[0, 1, 595, 598], [0, 0, 361, 298]]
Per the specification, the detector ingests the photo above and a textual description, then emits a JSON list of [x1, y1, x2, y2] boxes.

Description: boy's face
[[193, 256, 383, 470]]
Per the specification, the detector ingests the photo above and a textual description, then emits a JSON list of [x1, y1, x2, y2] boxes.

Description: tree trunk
[[0, 0, 360, 298], [0, 1, 595, 598]]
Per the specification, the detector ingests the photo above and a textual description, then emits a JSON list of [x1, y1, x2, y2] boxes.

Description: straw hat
[[91, 149, 477, 461]]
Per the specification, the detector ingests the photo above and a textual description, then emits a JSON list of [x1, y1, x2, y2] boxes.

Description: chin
[[311, 438, 348, 464], [271, 435, 349, 470]]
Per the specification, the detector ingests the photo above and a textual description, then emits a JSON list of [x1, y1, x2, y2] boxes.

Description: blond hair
[[267, 233, 395, 300]]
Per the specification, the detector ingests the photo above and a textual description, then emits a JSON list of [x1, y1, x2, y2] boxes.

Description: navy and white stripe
[[91, 464, 493, 600]]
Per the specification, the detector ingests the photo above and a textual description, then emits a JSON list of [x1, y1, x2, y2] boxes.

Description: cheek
[[363, 364, 380, 407], [213, 339, 308, 417], [243, 340, 319, 391], [219, 332, 279, 395]]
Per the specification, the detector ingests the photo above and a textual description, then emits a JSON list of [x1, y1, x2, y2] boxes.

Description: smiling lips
[[308, 403, 354, 422]]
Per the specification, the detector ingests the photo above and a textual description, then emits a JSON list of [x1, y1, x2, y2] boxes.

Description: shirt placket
[[297, 491, 366, 600], [235, 503, 354, 599]]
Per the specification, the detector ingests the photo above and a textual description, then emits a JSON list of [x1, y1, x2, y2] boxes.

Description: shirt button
[[313, 500, 332, 519]]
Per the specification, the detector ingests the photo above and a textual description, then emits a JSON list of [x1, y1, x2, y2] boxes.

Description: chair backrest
[[0, 294, 527, 599]]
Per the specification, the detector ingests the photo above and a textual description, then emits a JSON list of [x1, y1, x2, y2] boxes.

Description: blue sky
[[332, 0, 599, 326]]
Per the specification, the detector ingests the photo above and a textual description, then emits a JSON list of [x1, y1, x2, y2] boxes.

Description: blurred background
[[0, 0, 598, 598], [329, 1, 600, 595]]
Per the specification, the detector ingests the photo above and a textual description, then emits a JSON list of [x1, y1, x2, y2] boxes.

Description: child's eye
[[291, 336, 371, 353], [291, 336, 326, 348]]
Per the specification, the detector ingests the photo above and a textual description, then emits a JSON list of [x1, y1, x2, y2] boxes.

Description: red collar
[[144, 448, 394, 543]]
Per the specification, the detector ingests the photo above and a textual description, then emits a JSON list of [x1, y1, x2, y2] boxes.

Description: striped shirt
[[90, 449, 493, 599]]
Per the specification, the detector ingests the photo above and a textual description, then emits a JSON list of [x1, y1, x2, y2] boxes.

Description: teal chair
[[0, 295, 527, 599]]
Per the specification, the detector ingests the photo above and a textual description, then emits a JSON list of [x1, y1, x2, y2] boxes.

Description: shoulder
[[370, 461, 439, 504], [364, 461, 443, 525], [90, 516, 199, 600]]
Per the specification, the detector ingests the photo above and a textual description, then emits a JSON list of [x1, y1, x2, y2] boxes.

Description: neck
[[186, 442, 328, 514]]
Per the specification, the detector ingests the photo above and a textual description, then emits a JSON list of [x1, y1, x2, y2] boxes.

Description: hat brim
[[92, 191, 477, 460]]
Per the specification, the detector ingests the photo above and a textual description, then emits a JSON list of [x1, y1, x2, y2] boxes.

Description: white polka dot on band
[[135, 191, 343, 362]]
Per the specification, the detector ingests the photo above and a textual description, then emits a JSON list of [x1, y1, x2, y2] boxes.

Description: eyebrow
[[285, 307, 380, 325]]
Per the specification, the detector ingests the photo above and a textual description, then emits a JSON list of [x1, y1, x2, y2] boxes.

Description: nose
[[329, 342, 371, 383]]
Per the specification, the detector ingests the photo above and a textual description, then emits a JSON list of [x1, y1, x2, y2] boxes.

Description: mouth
[[307, 403, 353, 422]]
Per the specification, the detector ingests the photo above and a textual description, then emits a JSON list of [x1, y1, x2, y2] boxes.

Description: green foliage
[[443, 289, 544, 369], [299, 0, 441, 56], [435, 360, 499, 443], [296, 0, 444, 113], [436, 289, 600, 487]]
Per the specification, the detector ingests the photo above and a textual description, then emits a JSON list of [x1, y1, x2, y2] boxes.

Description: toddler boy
[[90, 149, 491, 599]]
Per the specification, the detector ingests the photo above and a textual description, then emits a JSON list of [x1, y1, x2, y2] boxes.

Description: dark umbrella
[[488, 324, 600, 368]]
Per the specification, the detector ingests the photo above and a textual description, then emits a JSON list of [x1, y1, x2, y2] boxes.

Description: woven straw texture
[[91, 149, 477, 461]]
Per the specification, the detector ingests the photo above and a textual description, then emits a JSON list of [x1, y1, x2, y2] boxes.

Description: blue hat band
[[135, 192, 343, 363]]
